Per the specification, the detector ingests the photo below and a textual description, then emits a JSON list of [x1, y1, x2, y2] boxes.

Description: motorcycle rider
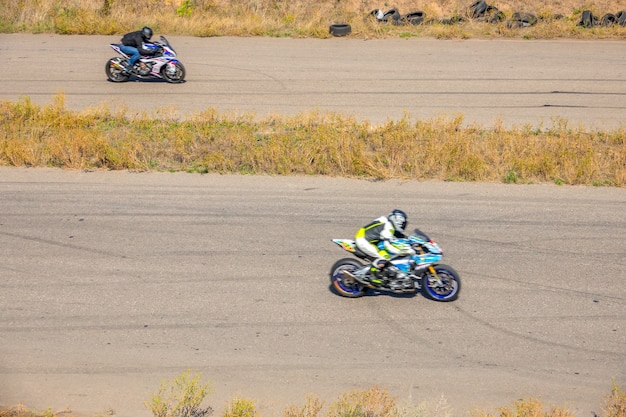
[[354, 209, 416, 287], [119, 26, 155, 73]]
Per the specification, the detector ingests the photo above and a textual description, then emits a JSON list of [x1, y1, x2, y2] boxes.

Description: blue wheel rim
[[425, 268, 458, 299], [333, 266, 363, 295]]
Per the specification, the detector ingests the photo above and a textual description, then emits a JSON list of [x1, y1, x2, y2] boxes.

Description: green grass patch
[[1, 96, 624, 186]]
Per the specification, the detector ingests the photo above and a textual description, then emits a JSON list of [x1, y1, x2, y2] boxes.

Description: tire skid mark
[[455, 304, 625, 357], [363, 297, 457, 357], [458, 269, 626, 304], [0, 230, 128, 259], [0, 317, 403, 333], [438, 233, 626, 267]]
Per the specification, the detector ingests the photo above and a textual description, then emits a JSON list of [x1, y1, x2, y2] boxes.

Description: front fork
[[418, 245, 440, 284], [411, 264, 438, 290], [426, 265, 444, 289]]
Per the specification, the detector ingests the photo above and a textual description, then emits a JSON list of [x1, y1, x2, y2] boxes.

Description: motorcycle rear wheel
[[105, 58, 130, 82], [421, 264, 461, 302], [329, 258, 367, 298], [162, 61, 186, 83]]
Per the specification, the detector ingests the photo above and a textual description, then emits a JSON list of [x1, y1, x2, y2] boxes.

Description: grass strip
[[1, 382, 625, 416], [1, 96, 624, 186], [1, 0, 626, 40]]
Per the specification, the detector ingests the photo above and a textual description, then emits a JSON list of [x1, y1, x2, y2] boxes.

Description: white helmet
[[388, 209, 408, 233]]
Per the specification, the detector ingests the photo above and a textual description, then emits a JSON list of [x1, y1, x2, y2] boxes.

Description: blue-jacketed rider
[[119, 26, 155, 73], [354, 209, 415, 282]]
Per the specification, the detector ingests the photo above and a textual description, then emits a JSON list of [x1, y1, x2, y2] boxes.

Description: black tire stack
[[470, 0, 537, 27], [368, 8, 427, 26], [579, 9, 626, 27], [335, 2, 626, 35]]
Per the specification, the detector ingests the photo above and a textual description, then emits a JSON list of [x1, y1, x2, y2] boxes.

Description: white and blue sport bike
[[105, 36, 185, 83], [330, 229, 461, 301]]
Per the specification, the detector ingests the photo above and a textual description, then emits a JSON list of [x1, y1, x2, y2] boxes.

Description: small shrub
[[504, 170, 519, 184], [327, 386, 397, 417], [145, 369, 213, 417], [470, 398, 575, 417], [283, 395, 323, 417], [601, 382, 626, 417], [223, 398, 256, 417], [0, 404, 71, 417], [177, 0, 194, 17]]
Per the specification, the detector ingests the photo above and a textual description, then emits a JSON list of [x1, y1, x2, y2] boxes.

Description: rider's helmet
[[141, 26, 153, 41], [388, 209, 408, 233]]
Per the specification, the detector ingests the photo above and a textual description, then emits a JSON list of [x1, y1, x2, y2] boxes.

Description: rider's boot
[[367, 258, 389, 286]]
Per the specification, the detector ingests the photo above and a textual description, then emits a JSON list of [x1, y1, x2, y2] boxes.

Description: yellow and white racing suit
[[354, 216, 413, 264]]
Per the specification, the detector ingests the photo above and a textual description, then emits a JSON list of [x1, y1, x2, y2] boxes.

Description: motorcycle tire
[[162, 61, 186, 83], [421, 264, 461, 302], [329, 258, 367, 298], [105, 58, 130, 83]]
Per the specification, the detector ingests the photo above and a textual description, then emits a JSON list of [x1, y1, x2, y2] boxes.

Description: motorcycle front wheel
[[162, 61, 186, 83], [329, 258, 367, 298], [421, 264, 461, 302], [105, 58, 130, 82]]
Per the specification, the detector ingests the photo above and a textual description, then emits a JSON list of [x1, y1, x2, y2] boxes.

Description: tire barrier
[[485, 6, 506, 23], [382, 8, 402, 23], [402, 11, 426, 25], [364, 3, 626, 28], [370, 8, 422, 25], [469, 1, 538, 27], [507, 12, 538, 28], [577, 9, 626, 27], [329, 23, 352, 37], [578, 10, 598, 27], [369, 8, 403, 25], [600, 13, 617, 27], [469, 0, 488, 18], [467, 0, 489, 19]]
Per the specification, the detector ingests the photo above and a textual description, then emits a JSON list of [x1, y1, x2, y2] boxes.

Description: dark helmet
[[141, 26, 153, 40], [388, 209, 408, 233]]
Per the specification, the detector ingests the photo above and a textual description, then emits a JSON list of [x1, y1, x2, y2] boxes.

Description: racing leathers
[[354, 216, 415, 281]]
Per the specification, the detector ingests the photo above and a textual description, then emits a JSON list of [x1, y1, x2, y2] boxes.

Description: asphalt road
[[1, 34, 625, 417], [1, 168, 625, 417], [1, 34, 625, 129]]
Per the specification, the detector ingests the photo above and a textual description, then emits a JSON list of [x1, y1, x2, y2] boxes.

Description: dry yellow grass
[[0, 2, 624, 187], [2, 382, 625, 417], [1, 96, 624, 186], [1, 0, 625, 39]]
